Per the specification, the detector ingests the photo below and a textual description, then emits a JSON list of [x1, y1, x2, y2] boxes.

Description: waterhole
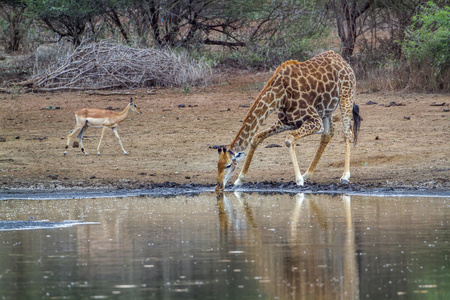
[[0, 192, 449, 299]]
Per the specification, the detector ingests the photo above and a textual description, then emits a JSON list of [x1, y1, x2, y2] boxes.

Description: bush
[[212, 35, 328, 70], [401, 2, 450, 91]]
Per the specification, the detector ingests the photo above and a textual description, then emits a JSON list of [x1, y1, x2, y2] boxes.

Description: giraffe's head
[[215, 147, 244, 193], [129, 98, 143, 115]]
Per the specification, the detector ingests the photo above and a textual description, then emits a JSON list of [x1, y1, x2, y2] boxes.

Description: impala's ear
[[217, 147, 229, 154], [130, 97, 133, 104]]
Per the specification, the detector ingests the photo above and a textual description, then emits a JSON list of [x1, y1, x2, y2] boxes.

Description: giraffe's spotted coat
[[216, 51, 360, 192]]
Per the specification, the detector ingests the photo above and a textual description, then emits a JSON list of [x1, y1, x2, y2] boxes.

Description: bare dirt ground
[[0, 69, 449, 193]]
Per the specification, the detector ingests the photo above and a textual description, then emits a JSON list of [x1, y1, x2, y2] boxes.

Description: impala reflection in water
[[0, 193, 449, 299]]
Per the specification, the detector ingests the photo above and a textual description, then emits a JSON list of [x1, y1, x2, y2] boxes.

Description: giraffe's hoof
[[303, 173, 312, 182], [285, 139, 293, 148], [296, 178, 304, 186], [124, 152, 128, 155], [340, 178, 350, 185], [234, 178, 244, 186], [97, 152, 101, 156]]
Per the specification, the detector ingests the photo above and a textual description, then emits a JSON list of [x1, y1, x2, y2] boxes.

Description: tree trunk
[[330, 0, 374, 61], [148, 1, 162, 46], [108, 8, 130, 44], [5, 7, 25, 52]]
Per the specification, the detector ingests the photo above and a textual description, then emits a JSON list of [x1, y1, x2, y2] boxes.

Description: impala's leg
[[64, 125, 83, 155], [285, 116, 323, 186], [303, 116, 334, 182], [112, 127, 128, 155], [97, 126, 107, 156], [78, 125, 88, 156], [234, 121, 287, 186]]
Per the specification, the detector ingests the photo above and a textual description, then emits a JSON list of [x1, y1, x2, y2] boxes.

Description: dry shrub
[[0, 54, 34, 84], [359, 58, 450, 93], [33, 42, 73, 74], [29, 40, 211, 91], [359, 60, 401, 92], [401, 61, 450, 92]]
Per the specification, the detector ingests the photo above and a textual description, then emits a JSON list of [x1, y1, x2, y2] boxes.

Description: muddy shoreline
[[1, 180, 449, 200], [1, 71, 449, 198]]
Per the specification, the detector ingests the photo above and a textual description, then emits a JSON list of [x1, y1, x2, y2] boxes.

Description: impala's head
[[129, 98, 142, 115], [215, 147, 244, 193]]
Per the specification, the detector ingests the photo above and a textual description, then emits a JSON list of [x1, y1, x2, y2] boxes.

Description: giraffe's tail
[[352, 104, 362, 145]]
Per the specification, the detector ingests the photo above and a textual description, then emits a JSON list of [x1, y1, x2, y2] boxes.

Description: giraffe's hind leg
[[303, 116, 334, 182], [234, 121, 287, 186], [340, 123, 353, 184], [339, 97, 355, 184]]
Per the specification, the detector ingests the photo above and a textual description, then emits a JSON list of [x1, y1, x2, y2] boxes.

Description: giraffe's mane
[[229, 60, 299, 150]]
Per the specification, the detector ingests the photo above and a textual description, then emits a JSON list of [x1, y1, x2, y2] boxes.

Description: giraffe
[[216, 50, 361, 193]]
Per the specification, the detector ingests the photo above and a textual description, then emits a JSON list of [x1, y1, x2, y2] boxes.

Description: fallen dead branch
[[18, 41, 211, 92], [85, 90, 135, 96]]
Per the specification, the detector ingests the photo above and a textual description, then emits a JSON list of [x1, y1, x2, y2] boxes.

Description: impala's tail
[[352, 104, 362, 145]]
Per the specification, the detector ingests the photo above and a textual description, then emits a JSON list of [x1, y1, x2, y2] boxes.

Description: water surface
[[0, 192, 449, 299]]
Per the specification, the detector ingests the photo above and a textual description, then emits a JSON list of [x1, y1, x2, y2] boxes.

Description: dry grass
[[360, 59, 450, 93]]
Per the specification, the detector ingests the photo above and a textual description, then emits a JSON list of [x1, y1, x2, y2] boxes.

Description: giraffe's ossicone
[[215, 50, 362, 193]]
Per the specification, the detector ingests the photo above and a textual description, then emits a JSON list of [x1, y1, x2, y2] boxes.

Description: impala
[[64, 98, 142, 156]]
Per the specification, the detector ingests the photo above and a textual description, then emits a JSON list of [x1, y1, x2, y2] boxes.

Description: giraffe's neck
[[229, 61, 300, 154], [229, 84, 281, 153]]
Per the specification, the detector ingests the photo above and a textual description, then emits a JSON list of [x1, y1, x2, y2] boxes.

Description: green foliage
[[119, 0, 325, 67], [402, 2, 450, 73], [198, 0, 327, 69], [222, 35, 325, 70], [25, 0, 103, 18], [1, 0, 327, 69], [24, 0, 108, 45]]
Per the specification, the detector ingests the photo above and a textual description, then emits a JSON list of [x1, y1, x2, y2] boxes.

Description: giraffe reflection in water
[[216, 192, 359, 300]]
